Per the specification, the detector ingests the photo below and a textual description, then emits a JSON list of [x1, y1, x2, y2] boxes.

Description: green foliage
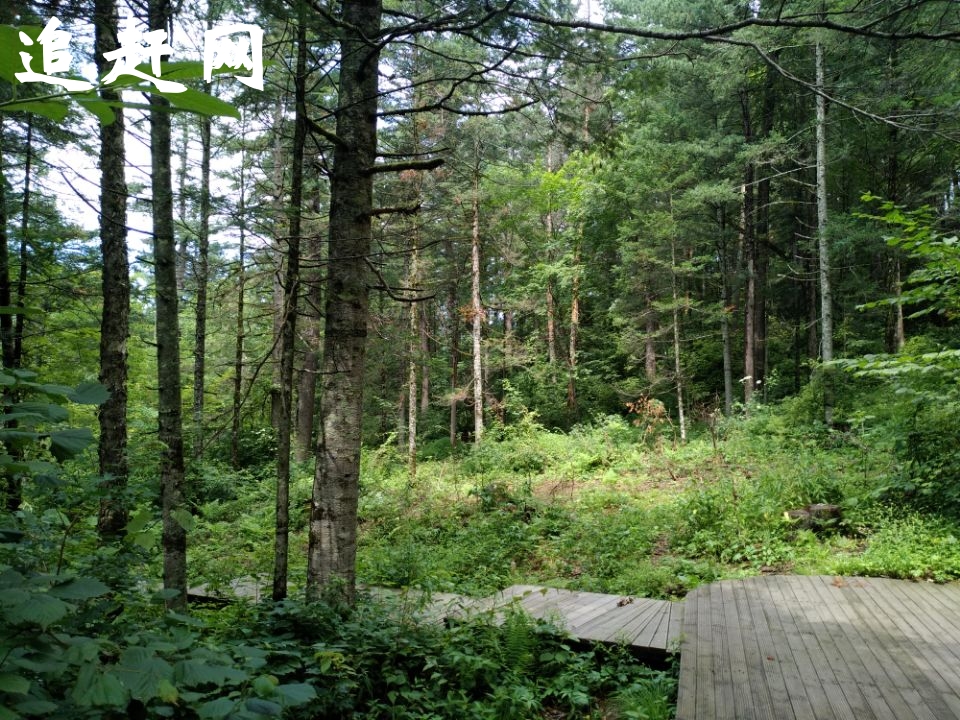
[[831, 510, 960, 582]]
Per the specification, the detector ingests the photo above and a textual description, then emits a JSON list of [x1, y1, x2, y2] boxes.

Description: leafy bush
[[831, 511, 960, 582]]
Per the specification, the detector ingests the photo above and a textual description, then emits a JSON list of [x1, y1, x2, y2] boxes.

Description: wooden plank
[[718, 580, 771, 720], [739, 576, 812, 720], [674, 586, 699, 720]]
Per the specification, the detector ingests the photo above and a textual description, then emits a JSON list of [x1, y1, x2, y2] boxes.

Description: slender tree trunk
[[407, 246, 419, 479], [307, 0, 382, 603], [739, 89, 756, 407], [671, 236, 686, 442], [742, 180, 756, 407], [0, 120, 13, 371], [150, 0, 187, 610], [0, 120, 18, 512], [175, 123, 188, 294], [192, 113, 211, 460], [645, 295, 657, 383], [231, 148, 246, 470], [95, 0, 130, 537], [419, 307, 430, 415], [816, 39, 834, 426], [471, 152, 484, 441], [274, 8, 307, 602], [719, 211, 734, 416], [567, 236, 580, 413], [295, 231, 322, 462], [14, 119, 31, 369], [447, 247, 460, 447]]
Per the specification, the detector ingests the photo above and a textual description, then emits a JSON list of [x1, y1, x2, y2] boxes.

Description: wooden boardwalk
[[465, 584, 682, 651], [676, 575, 960, 720]]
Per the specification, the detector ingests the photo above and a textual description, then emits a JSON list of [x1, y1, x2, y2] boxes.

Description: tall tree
[[149, 0, 188, 609], [274, 4, 308, 602], [307, 0, 382, 602], [94, 0, 130, 537]]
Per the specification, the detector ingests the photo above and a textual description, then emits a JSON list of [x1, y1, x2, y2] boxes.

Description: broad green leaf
[[124, 508, 153, 535], [48, 577, 109, 600], [175, 659, 248, 688], [275, 682, 317, 707], [0, 100, 70, 122], [197, 697, 236, 719], [14, 700, 57, 715], [0, 673, 29, 694], [171, 508, 195, 532], [244, 698, 282, 716], [11, 401, 69, 423], [67, 382, 109, 405], [158, 88, 240, 119], [72, 665, 128, 708], [6, 594, 70, 629], [49, 428, 94, 461], [252, 674, 278, 696], [116, 648, 173, 701], [0, 705, 17, 720]]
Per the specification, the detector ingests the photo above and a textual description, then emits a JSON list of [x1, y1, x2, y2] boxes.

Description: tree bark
[[95, 0, 130, 537], [816, 39, 834, 426], [307, 0, 382, 603], [150, 0, 187, 610], [192, 112, 211, 459], [471, 149, 484, 441], [407, 245, 419, 479], [567, 236, 580, 413], [14, 118, 31, 369], [0, 119, 13, 372], [274, 8, 307, 602], [231, 151, 246, 470], [447, 241, 460, 447], [671, 235, 686, 442], [295, 231, 322, 462]]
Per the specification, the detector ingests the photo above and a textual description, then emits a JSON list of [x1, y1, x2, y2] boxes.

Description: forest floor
[[193, 407, 960, 604]]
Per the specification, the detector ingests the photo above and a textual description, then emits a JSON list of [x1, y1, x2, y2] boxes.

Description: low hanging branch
[[367, 157, 444, 175]]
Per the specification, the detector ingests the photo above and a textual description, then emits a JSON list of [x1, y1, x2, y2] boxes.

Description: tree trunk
[[307, 0, 382, 603], [192, 112, 211, 459], [816, 39, 834, 426], [295, 231, 322, 462], [419, 307, 430, 415], [14, 118, 31, 369], [95, 0, 130, 537], [719, 210, 734, 416], [671, 236, 686, 442], [447, 245, 460, 447], [274, 8, 307, 602], [742, 179, 756, 407], [407, 246, 418, 479], [0, 120, 13, 372], [471, 150, 484, 441], [567, 236, 580, 413], [150, 0, 187, 610], [645, 295, 657, 383], [231, 148, 246, 470]]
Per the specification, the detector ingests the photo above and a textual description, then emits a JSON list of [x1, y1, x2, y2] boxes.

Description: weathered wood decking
[[676, 575, 960, 720], [465, 584, 682, 651], [194, 574, 960, 719]]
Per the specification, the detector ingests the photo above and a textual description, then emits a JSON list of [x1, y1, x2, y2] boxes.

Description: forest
[[1, 0, 960, 717]]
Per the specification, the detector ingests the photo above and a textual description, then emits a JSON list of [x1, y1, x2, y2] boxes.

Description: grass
[[191, 405, 960, 602]]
